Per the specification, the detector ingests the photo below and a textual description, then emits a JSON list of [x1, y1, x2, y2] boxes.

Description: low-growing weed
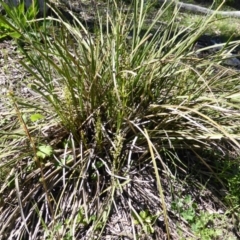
[[132, 209, 161, 234], [172, 195, 224, 240]]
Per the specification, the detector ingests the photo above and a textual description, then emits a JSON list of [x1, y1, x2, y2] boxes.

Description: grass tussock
[[0, 0, 240, 239]]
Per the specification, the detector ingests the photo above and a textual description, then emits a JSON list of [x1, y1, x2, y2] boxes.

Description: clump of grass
[[0, 0, 240, 239]]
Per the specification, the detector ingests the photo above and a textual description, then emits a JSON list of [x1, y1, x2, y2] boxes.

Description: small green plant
[[30, 113, 45, 122], [132, 209, 160, 234], [37, 144, 53, 160], [171, 195, 197, 223], [225, 165, 240, 206], [191, 212, 223, 240], [172, 195, 223, 239], [44, 207, 97, 239], [75, 207, 91, 225]]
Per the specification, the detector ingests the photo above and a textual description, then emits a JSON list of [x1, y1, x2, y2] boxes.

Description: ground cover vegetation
[[159, 0, 240, 38], [0, 0, 240, 239]]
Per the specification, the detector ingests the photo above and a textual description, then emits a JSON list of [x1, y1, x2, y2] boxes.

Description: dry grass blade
[[144, 128, 170, 240], [14, 171, 30, 236]]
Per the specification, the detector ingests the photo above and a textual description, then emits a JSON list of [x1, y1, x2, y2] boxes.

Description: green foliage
[[213, 0, 236, 9], [191, 213, 223, 240], [0, 0, 240, 239], [132, 209, 160, 234], [44, 207, 98, 239], [172, 195, 223, 240], [30, 113, 45, 122], [37, 144, 53, 159], [171, 195, 197, 223], [225, 165, 240, 206], [0, 17, 21, 39], [215, 0, 234, 5], [0, 0, 39, 39]]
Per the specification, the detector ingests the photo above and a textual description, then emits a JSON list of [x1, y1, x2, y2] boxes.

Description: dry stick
[[159, 0, 240, 18]]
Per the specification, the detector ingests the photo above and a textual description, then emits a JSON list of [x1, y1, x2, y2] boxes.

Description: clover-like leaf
[[30, 113, 44, 122], [37, 145, 53, 159], [140, 210, 148, 219]]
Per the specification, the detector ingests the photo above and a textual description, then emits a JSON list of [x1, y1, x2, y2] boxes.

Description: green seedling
[[132, 209, 160, 234], [30, 113, 45, 122], [37, 144, 53, 159]]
